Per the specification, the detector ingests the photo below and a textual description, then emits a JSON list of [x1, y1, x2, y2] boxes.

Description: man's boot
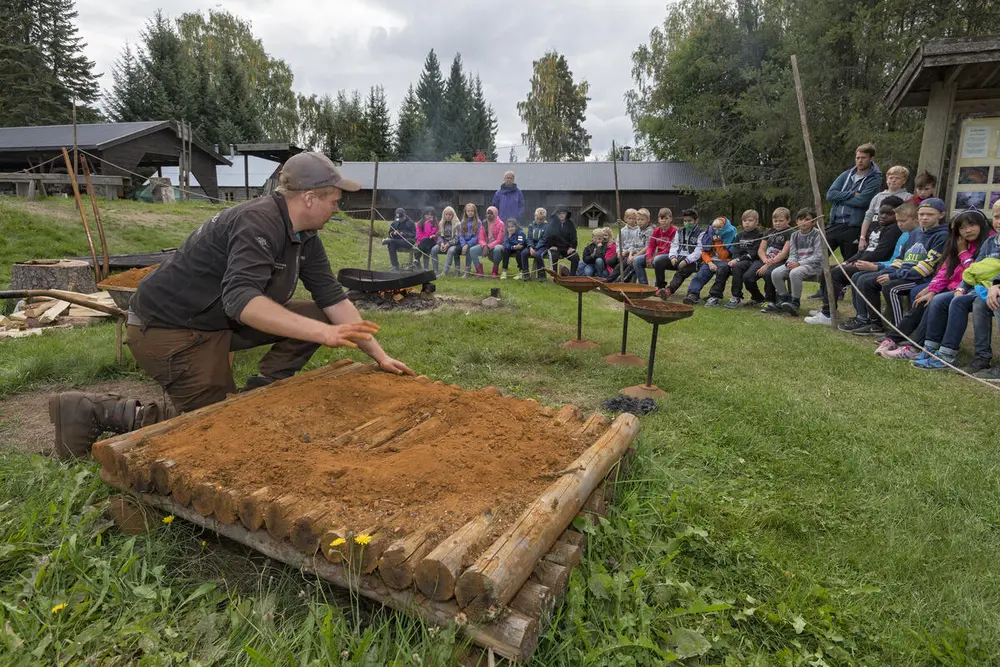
[[48, 392, 169, 460]]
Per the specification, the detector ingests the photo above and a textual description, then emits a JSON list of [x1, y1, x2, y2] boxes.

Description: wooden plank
[[455, 414, 639, 621], [39, 300, 70, 324]]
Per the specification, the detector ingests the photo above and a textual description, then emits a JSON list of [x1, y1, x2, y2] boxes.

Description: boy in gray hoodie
[[766, 208, 823, 315]]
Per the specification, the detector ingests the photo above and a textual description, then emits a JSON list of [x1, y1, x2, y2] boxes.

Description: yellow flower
[[329, 537, 346, 548], [201, 540, 207, 549], [162, 515, 174, 525], [51, 603, 66, 614], [354, 534, 371, 546]]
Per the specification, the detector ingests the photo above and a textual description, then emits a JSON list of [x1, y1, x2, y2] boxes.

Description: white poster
[[962, 126, 990, 159]]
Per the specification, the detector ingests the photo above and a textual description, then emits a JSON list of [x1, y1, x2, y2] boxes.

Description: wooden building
[[0, 121, 230, 200], [336, 161, 714, 226]]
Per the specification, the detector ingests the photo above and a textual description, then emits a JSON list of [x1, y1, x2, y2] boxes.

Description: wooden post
[[456, 413, 640, 620], [612, 140, 622, 226], [366, 159, 380, 272], [71, 101, 78, 180], [60, 148, 101, 286], [243, 152, 250, 200], [918, 82, 956, 194], [80, 155, 110, 280], [790, 55, 838, 326]]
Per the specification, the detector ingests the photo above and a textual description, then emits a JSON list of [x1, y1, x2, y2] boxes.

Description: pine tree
[[468, 75, 498, 161], [517, 51, 591, 161], [394, 84, 426, 161], [38, 0, 100, 117], [104, 44, 149, 123], [215, 53, 259, 146], [359, 85, 393, 160], [440, 53, 470, 159], [135, 12, 196, 124], [414, 49, 445, 159], [331, 90, 366, 161]]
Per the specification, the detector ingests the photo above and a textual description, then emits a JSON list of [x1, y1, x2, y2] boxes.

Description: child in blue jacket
[[521, 207, 549, 281], [501, 219, 528, 280]]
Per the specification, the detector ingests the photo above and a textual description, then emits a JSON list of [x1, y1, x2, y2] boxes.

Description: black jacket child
[[582, 240, 609, 265], [388, 208, 416, 243], [733, 229, 764, 263], [544, 206, 578, 253]]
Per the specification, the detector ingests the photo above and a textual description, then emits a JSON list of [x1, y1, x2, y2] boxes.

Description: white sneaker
[[804, 313, 831, 326], [500, 271, 508, 280], [808, 309, 819, 316]]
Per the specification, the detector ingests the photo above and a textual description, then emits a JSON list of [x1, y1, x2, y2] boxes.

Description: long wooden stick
[[791, 55, 838, 326], [80, 155, 110, 280], [366, 159, 380, 272], [61, 148, 100, 286]]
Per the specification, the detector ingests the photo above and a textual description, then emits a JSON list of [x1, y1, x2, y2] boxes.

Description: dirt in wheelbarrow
[[128, 370, 603, 542], [100, 265, 158, 288]]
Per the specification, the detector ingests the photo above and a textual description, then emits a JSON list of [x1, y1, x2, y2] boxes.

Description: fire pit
[[595, 284, 658, 367], [547, 272, 605, 350], [621, 299, 694, 399], [337, 268, 436, 293], [339, 267, 438, 312]]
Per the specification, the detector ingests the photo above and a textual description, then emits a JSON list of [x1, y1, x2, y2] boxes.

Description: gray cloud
[[76, 0, 667, 160]]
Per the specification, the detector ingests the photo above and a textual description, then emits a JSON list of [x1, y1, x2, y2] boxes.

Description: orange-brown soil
[[101, 265, 157, 288]]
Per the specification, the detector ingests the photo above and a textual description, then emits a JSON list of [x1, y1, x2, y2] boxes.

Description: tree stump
[[10, 260, 97, 294], [150, 178, 175, 203]]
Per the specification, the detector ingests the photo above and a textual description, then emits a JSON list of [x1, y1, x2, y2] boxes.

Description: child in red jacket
[[645, 207, 678, 289]]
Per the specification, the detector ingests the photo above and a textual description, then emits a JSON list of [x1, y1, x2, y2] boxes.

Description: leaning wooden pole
[[612, 140, 622, 227], [791, 55, 838, 326], [61, 148, 101, 286], [80, 155, 110, 280], [366, 159, 380, 272], [456, 413, 640, 620]]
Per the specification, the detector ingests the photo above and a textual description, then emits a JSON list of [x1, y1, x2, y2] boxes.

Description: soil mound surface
[[101, 265, 157, 288]]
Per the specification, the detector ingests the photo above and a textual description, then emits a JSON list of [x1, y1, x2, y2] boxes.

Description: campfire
[[348, 283, 438, 311]]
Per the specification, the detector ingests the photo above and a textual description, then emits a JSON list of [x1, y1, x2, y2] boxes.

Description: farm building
[[154, 142, 302, 202], [0, 121, 230, 200], [336, 161, 715, 226]]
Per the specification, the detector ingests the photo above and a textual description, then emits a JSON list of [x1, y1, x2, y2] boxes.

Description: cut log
[[213, 486, 239, 524], [415, 510, 496, 601], [542, 541, 582, 569], [9, 260, 97, 295], [370, 415, 445, 453], [264, 494, 301, 540], [321, 525, 351, 563], [327, 417, 384, 447], [150, 459, 178, 495], [348, 527, 391, 574], [559, 529, 587, 550], [580, 484, 607, 518], [379, 525, 437, 589], [509, 580, 555, 619], [133, 493, 540, 662], [238, 487, 275, 531], [455, 413, 639, 621], [529, 560, 569, 605], [191, 482, 218, 516], [553, 404, 582, 426], [106, 495, 156, 535], [120, 452, 153, 493], [290, 506, 336, 555], [169, 473, 194, 507], [578, 412, 607, 437]]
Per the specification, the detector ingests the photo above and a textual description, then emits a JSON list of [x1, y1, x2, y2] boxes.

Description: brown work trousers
[[126, 300, 328, 414]]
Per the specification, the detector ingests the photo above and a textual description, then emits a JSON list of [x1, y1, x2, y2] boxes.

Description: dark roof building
[[337, 161, 714, 225], [0, 121, 230, 199]]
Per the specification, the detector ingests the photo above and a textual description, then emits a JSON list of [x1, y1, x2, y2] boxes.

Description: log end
[[415, 560, 457, 601]]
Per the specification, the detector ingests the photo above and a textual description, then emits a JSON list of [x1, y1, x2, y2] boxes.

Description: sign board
[[951, 116, 1000, 212]]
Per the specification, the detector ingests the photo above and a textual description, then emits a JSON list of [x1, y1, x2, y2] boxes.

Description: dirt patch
[[0, 379, 166, 454], [100, 265, 158, 288], [129, 369, 600, 542], [347, 289, 439, 312]]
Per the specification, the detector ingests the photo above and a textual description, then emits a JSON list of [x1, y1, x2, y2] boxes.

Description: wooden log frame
[[455, 413, 639, 621], [415, 510, 496, 601]]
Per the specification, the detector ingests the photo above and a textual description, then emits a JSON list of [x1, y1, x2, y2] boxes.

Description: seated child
[[912, 206, 1000, 372], [609, 208, 638, 281], [657, 208, 705, 298], [643, 208, 678, 289], [501, 218, 527, 279], [910, 171, 937, 206], [841, 197, 948, 336], [684, 216, 737, 305], [435, 206, 460, 277], [748, 207, 793, 309], [522, 208, 549, 281], [384, 207, 417, 271], [482, 206, 507, 277], [627, 208, 654, 283], [804, 196, 903, 325], [723, 210, 764, 308], [880, 209, 989, 359], [415, 207, 439, 271], [579, 228, 612, 277], [764, 208, 822, 315]]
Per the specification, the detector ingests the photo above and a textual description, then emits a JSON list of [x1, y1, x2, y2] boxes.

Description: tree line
[[626, 0, 1000, 208]]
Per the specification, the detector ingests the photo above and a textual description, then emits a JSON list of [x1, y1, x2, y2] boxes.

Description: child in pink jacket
[[481, 206, 507, 277], [415, 207, 439, 271]]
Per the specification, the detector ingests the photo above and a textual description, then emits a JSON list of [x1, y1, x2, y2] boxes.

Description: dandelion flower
[[162, 515, 174, 525], [329, 537, 346, 548], [354, 534, 371, 546], [51, 603, 66, 614], [201, 540, 207, 548]]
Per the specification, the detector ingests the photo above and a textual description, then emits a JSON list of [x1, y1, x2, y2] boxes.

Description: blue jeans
[[923, 291, 956, 345], [631, 255, 649, 284], [937, 292, 979, 352], [972, 298, 997, 360], [578, 258, 605, 277], [688, 261, 727, 296], [465, 245, 483, 271]]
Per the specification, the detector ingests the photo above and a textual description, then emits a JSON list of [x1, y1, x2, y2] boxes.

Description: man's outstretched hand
[[317, 321, 381, 349], [378, 356, 415, 376]]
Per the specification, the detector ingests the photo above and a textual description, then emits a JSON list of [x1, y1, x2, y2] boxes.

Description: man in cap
[[48, 152, 414, 459]]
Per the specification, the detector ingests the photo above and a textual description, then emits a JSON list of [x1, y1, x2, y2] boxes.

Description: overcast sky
[[75, 0, 668, 161]]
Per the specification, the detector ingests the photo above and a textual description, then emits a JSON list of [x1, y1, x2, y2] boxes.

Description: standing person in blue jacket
[[817, 143, 882, 298], [522, 207, 549, 281], [491, 170, 525, 224], [383, 207, 417, 271], [501, 218, 527, 280]]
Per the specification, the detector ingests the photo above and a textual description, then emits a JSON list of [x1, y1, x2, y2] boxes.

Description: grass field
[[1, 197, 998, 665]]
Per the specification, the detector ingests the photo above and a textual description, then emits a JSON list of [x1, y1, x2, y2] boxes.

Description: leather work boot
[[47, 392, 169, 460]]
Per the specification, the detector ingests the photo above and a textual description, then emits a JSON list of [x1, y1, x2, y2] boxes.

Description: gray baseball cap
[[279, 152, 362, 192]]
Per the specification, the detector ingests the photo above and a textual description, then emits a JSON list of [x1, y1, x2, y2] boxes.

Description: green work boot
[[47, 392, 168, 460]]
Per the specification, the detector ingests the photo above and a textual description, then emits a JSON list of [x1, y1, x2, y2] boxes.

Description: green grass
[[2, 199, 999, 665]]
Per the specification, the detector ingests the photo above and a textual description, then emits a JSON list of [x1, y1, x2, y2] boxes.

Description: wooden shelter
[[885, 36, 1000, 204]]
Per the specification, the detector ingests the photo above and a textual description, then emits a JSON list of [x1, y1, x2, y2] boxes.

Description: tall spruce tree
[[395, 84, 426, 161], [440, 54, 470, 159], [359, 85, 393, 160], [517, 51, 591, 161], [414, 49, 445, 159], [468, 75, 498, 161]]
